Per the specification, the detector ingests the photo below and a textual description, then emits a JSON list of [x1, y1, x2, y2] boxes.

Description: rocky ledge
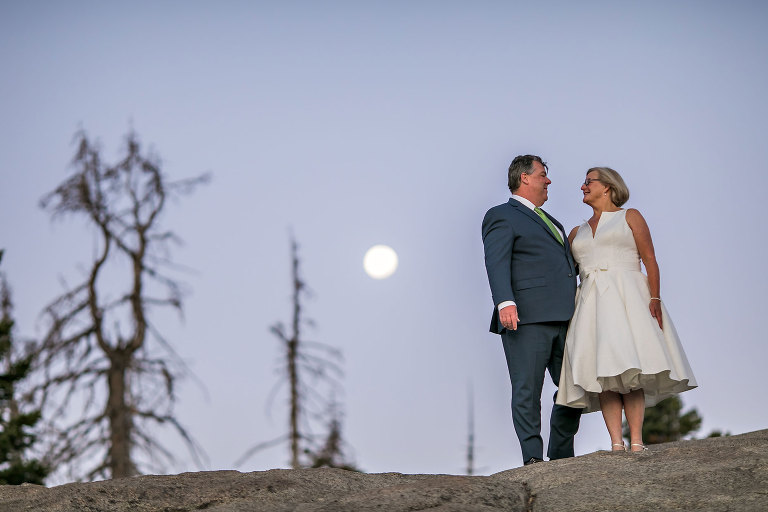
[[1, 429, 766, 511]]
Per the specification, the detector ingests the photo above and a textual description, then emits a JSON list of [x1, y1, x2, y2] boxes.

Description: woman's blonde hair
[[588, 167, 629, 207]]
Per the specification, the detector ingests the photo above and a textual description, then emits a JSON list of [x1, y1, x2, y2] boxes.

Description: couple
[[481, 154, 697, 465]]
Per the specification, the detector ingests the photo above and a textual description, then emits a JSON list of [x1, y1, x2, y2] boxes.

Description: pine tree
[[623, 395, 702, 444], [0, 250, 49, 484]]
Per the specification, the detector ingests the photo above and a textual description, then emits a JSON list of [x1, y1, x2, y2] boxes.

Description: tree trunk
[[288, 239, 301, 469], [107, 353, 135, 478], [288, 336, 299, 469]]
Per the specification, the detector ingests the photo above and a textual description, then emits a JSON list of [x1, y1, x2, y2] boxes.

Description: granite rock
[[1, 429, 765, 511]]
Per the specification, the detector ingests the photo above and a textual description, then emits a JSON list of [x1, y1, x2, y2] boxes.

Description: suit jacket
[[482, 198, 577, 334]]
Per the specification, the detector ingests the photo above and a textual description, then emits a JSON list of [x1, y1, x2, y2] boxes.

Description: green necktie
[[534, 207, 564, 245]]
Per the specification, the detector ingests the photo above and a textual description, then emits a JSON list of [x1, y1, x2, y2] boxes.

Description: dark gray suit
[[482, 198, 582, 462]]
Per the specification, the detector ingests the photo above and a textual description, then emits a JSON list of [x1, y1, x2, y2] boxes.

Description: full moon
[[363, 245, 398, 279]]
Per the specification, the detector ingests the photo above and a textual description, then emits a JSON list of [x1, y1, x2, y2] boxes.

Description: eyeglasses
[[582, 178, 602, 186]]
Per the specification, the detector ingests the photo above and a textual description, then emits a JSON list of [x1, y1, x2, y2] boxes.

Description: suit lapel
[[508, 198, 563, 245], [549, 214, 575, 262]]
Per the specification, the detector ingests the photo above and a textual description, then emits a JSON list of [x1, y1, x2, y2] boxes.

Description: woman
[[556, 167, 697, 452]]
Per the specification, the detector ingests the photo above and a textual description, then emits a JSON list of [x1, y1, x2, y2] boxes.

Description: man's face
[[522, 161, 551, 207]]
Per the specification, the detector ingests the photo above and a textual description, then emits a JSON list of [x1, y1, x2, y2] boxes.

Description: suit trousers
[[501, 321, 582, 462]]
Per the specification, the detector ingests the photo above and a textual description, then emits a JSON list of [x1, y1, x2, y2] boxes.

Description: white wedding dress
[[556, 209, 697, 413]]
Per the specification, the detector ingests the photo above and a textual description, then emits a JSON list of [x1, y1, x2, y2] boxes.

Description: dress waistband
[[579, 260, 640, 279], [579, 261, 640, 296]]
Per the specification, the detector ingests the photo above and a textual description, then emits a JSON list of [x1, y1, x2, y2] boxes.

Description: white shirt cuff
[[498, 301, 516, 311]]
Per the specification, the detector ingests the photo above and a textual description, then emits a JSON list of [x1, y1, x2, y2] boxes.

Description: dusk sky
[[2, 1, 767, 481]]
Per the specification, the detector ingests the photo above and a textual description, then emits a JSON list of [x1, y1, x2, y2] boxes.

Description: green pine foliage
[[623, 395, 702, 445], [0, 251, 49, 484]]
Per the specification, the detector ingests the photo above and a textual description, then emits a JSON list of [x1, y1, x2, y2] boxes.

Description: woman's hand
[[650, 300, 663, 330]]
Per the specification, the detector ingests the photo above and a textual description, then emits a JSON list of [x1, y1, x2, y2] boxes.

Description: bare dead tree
[[237, 237, 354, 470], [307, 396, 357, 471], [28, 129, 209, 481], [282, 237, 304, 468], [466, 382, 475, 476]]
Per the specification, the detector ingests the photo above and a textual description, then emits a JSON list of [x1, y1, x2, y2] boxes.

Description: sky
[[2, 1, 767, 481]]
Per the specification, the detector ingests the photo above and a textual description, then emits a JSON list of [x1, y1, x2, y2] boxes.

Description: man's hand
[[499, 304, 519, 331]]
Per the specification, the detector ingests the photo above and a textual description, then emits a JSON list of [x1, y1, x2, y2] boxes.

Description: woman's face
[[581, 171, 609, 205]]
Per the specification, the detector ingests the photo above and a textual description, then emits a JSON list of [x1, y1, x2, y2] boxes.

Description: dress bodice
[[571, 209, 640, 280]]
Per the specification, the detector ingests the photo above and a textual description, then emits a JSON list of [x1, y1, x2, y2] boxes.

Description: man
[[482, 154, 582, 466]]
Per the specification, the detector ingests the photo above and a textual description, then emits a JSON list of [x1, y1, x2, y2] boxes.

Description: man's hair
[[508, 155, 547, 193], [588, 167, 630, 207]]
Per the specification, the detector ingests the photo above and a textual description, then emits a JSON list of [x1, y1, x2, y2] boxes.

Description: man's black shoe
[[523, 457, 544, 466]]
